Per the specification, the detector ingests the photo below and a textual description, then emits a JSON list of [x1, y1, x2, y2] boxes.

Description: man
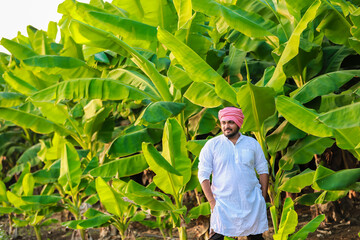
[[198, 107, 269, 240]]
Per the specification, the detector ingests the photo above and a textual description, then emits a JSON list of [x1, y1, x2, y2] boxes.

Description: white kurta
[[198, 134, 269, 237]]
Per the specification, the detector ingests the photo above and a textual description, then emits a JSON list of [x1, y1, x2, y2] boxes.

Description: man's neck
[[227, 132, 240, 145]]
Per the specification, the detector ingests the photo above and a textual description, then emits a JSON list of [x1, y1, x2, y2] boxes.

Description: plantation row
[[0, 0, 359, 239]]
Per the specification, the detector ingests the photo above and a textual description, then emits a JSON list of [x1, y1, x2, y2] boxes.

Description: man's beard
[[224, 130, 238, 138], [223, 126, 240, 138]]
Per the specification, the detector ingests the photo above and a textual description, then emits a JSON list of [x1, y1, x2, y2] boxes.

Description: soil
[[1, 200, 359, 240]]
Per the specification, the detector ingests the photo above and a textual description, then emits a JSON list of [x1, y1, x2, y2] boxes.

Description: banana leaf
[[279, 135, 334, 170], [69, 20, 172, 101], [267, 0, 321, 92], [266, 121, 306, 154], [275, 96, 333, 137], [157, 27, 237, 105], [0, 38, 38, 60], [291, 70, 360, 103], [184, 82, 223, 108], [58, 143, 82, 193], [95, 177, 129, 217], [90, 154, 148, 178], [0, 92, 26, 107], [173, 0, 192, 29], [289, 214, 325, 240], [108, 128, 162, 158], [317, 102, 360, 129], [30, 78, 153, 102], [279, 169, 315, 193], [237, 83, 276, 133]]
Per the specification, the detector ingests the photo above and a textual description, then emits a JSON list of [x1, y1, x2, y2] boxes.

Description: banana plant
[[0, 167, 62, 240], [141, 118, 192, 239], [273, 197, 325, 240]]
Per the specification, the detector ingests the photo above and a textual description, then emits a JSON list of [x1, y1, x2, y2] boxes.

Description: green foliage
[[0, 0, 359, 239]]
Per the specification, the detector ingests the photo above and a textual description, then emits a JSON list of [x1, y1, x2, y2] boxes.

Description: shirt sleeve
[[198, 140, 213, 184], [254, 140, 269, 175]]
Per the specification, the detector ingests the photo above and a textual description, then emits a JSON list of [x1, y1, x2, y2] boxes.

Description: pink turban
[[218, 107, 244, 129]]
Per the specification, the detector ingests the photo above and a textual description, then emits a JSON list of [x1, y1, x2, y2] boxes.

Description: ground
[[1, 200, 359, 239]]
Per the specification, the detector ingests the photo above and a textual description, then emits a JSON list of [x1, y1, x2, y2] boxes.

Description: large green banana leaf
[[315, 168, 360, 191], [3, 72, 38, 96], [142, 142, 183, 196], [273, 198, 298, 240], [21, 195, 62, 205], [22, 173, 34, 196], [83, 107, 111, 140], [0, 107, 68, 135], [107, 69, 160, 100], [63, 214, 112, 230], [22, 55, 85, 69], [58, 143, 82, 193], [61, 0, 158, 51], [291, 70, 360, 103], [186, 140, 207, 156], [184, 82, 223, 108], [167, 65, 193, 89], [0, 38, 38, 60], [30, 78, 153, 102], [89, 12, 157, 51], [0, 92, 25, 108], [90, 154, 148, 178], [266, 121, 306, 154], [288, 215, 325, 240], [173, 0, 192, 29], [124, 180, 173, 211], [317, 6, 351, 45], [22, 55, 99, 79], [275, 96, 333, 137], [112, 0, 177, 31], [267, 0, 321, 92], [237, 83, 276, 133], [68, 20, 172, 101], [192, 0, 276, 38], [30, 30, 55, 55], [136, 102, 186, 125], [157, 27, 237, 105], [317, 102, 360, 129], [279, 169, 315, 193], [333, 128, 360, 159], [108, 128, 162, 158], [32, 102, 69, 125], [280, 135, 334, 170], [95, 177, 129, 217], [162, 118, 191, 183]]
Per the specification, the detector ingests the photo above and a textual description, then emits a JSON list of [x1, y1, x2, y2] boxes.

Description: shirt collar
[[222, 133, 243, 144]]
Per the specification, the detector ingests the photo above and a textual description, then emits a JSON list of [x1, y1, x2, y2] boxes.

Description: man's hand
[[209, 199, 216, 212], [259, 173, 269, 200], [200, 180, 216, 212]]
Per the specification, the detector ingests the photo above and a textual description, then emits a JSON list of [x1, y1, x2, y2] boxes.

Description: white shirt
[[198, 134, 269, 237]]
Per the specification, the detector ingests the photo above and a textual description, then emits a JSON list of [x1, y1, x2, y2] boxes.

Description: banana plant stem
[[33, 225, 42, 240]]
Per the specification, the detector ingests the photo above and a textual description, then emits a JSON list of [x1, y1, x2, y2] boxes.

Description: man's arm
[[200, 179, 216, 211], [259, 173, 268, 199]]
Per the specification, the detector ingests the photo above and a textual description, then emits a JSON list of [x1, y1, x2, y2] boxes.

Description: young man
[[198, 107, 269, 240]]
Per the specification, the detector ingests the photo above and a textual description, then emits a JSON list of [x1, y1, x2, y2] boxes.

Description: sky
[[0, 0, 89, 53]]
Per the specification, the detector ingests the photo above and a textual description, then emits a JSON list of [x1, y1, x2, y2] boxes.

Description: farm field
[[0, 0, 359, 240]]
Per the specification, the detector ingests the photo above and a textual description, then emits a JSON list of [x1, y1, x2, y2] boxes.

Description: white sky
[[0, 0, 90, 53]]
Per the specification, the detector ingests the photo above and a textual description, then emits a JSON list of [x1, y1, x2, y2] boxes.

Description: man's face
[[221, 120, 240, 138]]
